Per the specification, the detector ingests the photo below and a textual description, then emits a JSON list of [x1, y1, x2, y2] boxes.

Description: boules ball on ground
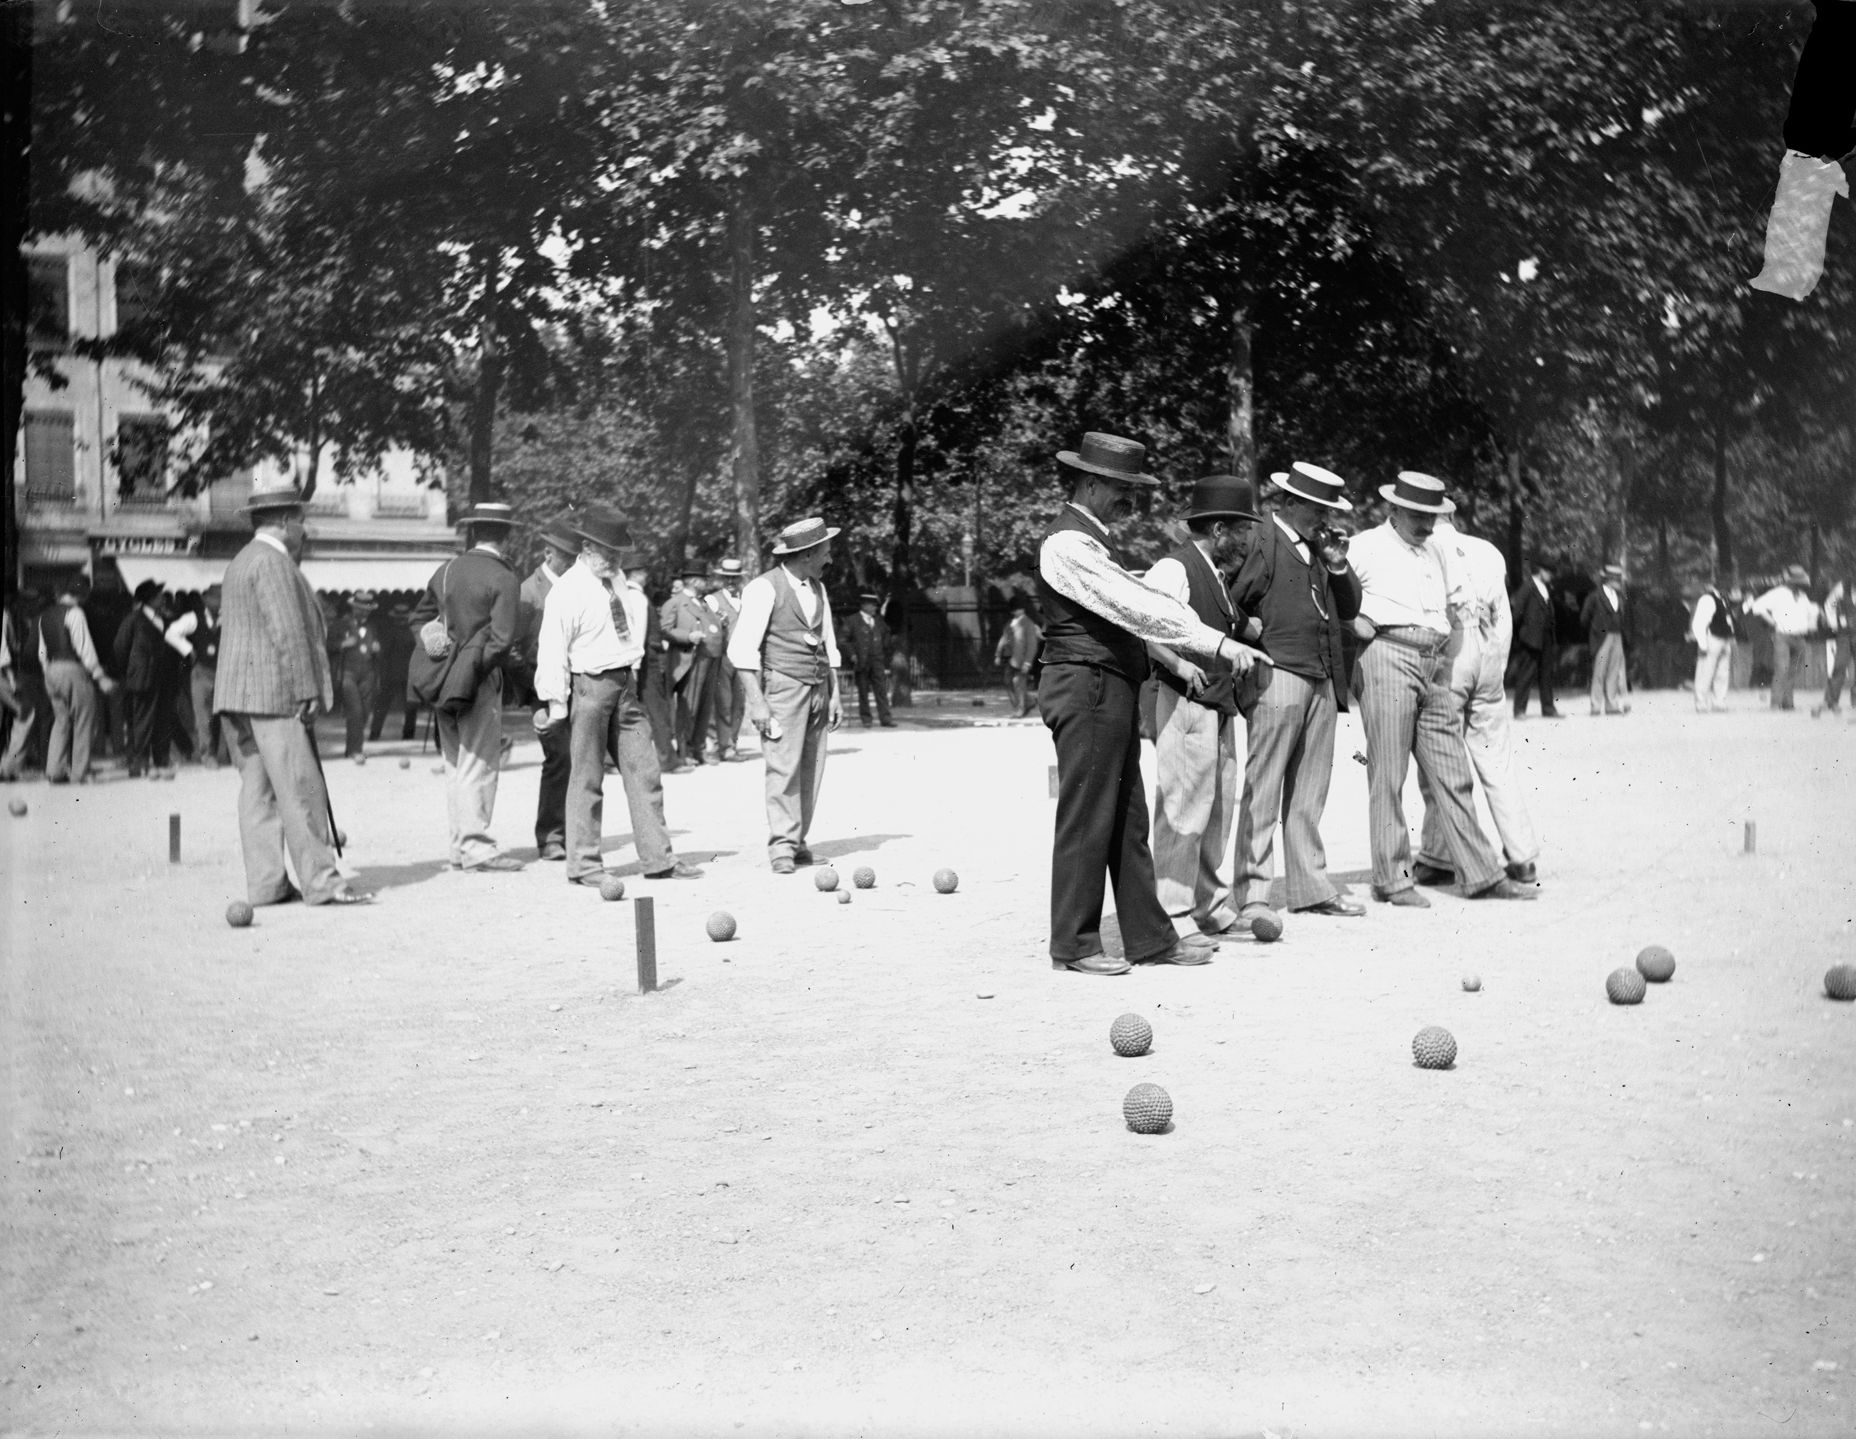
[[1462, 974, 1482, 992], [399, 758, 411, 770], [1606, 967, 1647, 1005], [706, 911, 737, 942], [597, 874, 627, 902], [1110, 1013, 1153, 1057], [836, 890, 851, 904], [1250, 911, 1282, 943], [1635, 944, 1676, 982], [1825, 964, 1856, 1001], [353, 754, 366, 766], [1412, 1025, 1456, 1069], [225, 900, 254, 928], [1123, 1082, 1172, 1133], [933, 868, 959, 894], [852, 865, 876, 889], [814, 866, 840, 892], [7, 799, 26, 817]]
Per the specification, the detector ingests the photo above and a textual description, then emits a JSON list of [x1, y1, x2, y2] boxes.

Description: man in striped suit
[[215, 486, 371, 907], [1348, 472, 1535, 908]]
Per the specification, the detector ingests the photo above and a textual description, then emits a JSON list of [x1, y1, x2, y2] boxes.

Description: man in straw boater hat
[[1035, 432, 1258, 974], [514, 513, 582, 860], [704, 557, 748, 760], [1142, 474, 1270, 942], [215, 485, 371, 906], [1578, 561, 1632, 716], [1226, 463, 1366, 933], [725, 516, 844, 875], [534, 507, 701, 886], [1748, 563, 1819, 712], [1348, 471, 1536, 907]]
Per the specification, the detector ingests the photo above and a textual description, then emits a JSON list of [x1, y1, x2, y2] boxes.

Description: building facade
[[15, 240, 459, 597]]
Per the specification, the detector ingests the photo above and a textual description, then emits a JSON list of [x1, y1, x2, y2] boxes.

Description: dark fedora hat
[[679, 560, 708, 579], [771, 517, 841, 555], [536, 514, 581, 552], [1272, 461, 1353, 512], [1056, 432, 1158, 487], [131, 578, 166, 605], [572, 507, 633, 553], [242, 484, 306, 515], [1180, 474, 1260, 523], [1379, 470, 1457, 515], [459, 501, 518, 528]]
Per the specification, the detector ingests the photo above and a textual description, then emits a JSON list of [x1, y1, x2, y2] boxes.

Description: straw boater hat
[[242, 484, 307, 515], [1272, 462, 1353, 512], [1782, 564, 1811, 586], [571, 507, 633, 553], [459, 502, 518, 529], [858, 591, 881, 603], [1602, 563, 1625, 579], [771, 517, 840, 555], [1379, 470, 1457, 515], [1180, 474, 1260, 523], [350, 589, 377, 613], [1056, 432, 1158, 487], [712, 557, 746, 578]]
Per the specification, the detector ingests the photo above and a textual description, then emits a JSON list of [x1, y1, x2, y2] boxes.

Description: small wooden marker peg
[[1744, 820, 1757, 854], [633, 896, 658, 994], [169, 813, 181, 864]]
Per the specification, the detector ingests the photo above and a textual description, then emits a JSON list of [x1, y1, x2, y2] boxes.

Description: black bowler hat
[[572, 507, 633, 553], [1056, 431, 1158, 487], [1180, 474, 1260, 523], [132, 579, 165, 605]]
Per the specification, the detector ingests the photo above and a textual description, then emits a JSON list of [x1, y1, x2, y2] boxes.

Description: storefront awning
[[111, 554, 453, 595]]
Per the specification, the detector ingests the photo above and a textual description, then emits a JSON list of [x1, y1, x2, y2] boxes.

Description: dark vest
[[1252, 524, 1337, 683], [197, 612, 222, 667], [1154, 539, 1241, 715], [761, 567, 832, 685], [1704, 588, 1734, 640], [1034, 507, 1150, 682], [39, 602, 81, 666]]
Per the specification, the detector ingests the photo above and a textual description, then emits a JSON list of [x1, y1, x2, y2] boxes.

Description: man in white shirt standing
[[37, 573, 118, 784], [1413, 515, 1541, 891], [1688, 579, 1737, 713], [534, 508, 700, 888], [1349, 472, 1534, 907], [726, 517, 844, 875], [1749, 564, 1819, 711]]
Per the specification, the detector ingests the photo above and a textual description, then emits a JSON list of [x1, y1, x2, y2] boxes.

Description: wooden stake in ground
[[1745, 820, 1757, 854], [168, 813, 180, 864], [634, 896, 657, 994]]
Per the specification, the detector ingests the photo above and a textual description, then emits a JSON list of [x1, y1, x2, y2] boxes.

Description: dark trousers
[[639, 658, 677, 766], [1038, 662, 1172, 964], [708, 658, 743, 754], [674, 655, 716, 757], [853, 663, 892, 724], [340, 667, 378, 756], [1508, 643, 1558, 716], [126, 682, 174, 772], [535, 717, 571, 852]]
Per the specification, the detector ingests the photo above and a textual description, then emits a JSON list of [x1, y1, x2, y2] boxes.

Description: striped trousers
[[1417, 630, 1540, 872], [1231, 666, 1342, 913], [1356, 638, 1502, 895]]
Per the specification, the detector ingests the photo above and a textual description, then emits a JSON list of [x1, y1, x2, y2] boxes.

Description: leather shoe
[[1411, 861, 1454, 887], [793, 847, 815, 866], [644, 860, 703, 879], [1053, 952, 1132, 976], [569, 871, 611, 887], [1293, 896, 1365, 918], [467, 854, 526, 873], [1470, 877, 1538, 901], [1373, 886, 1431, 909], [1131, 936, 1214, 966], [1504, 860, 1538, 884], [771, 857, 796, 875], [322, 887, 374, 905], [539, 845, 568, 862]]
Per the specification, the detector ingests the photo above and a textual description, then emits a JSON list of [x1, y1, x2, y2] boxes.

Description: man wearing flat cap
[[726, 517, 844, 874], [534, 508, 700, 886], [1349, 471, 1535, 906], [114, 578, 178, 778], [1143, 475, 1269, 941], [409, 502, 523, 872], [1227, 463, 1366, 931], [516, 515, 582, 860], [215, 486, 370, 906], [1036, 433, 1258, 974]]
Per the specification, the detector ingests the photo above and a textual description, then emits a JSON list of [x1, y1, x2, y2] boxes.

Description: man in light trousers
[[1689, 580, 1737, 713]]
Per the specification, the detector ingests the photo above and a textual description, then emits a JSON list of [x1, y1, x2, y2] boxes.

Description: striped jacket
[[213, 536, 333, 717]]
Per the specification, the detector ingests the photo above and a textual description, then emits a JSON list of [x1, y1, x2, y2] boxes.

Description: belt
[[1373, 625, 1450, 656], [576, 664, 634, 679]]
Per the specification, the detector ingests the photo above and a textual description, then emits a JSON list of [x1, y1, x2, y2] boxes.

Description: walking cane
[[303, 712, 343, 858]]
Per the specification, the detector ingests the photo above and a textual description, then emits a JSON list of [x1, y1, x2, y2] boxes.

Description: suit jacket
[[214, 537, 333, 716], [1580, 584, 1627, 644], [1510, 577, 1557, 651], [114, 607, 168, 694], [512, 562, 560, 698], [409, 547, 519, 677], [843, 612, 891, 671], [658, 590, 720, 684], [1228, 519, 1364, 713]]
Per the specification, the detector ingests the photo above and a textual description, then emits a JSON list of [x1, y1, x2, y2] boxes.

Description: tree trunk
[[1225, 300, 1255, 489], [1506, 445, 1525, 578], [726, 191, 762, 573], [891, 402, 917, 628], [298, 368, 322, 501], [669, 456, 702, 571], [1710, 408, 1733, 584], [468, 246, 501, 507]]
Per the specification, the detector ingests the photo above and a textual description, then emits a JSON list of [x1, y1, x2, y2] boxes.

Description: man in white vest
[[726, 519, 843, 874]]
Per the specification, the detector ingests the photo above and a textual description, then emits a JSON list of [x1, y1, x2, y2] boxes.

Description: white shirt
[[1749, 584, 1819, 637], [1689, 592, 1727, 647], [1534, 575, 1549, 602], [726, 565, 843, 672], [1348, 519, 1459, 631], [1273, 513, 1311, 563], [1037, 505, 1228, 657], [38, 599, 108, 681], [1435, 522, 1509, 643], [534, 557, 648, 704]]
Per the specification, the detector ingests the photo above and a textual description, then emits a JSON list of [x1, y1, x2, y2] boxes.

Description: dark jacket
[[658, 589, 719, 684], [407, 547, 519, 710], [1510, 577, 1557, 651], [1581, 583, 1628, 645], [842, 611, 892, 672], [1228, 518, 1363, 713], [113, 607, 169, 695]]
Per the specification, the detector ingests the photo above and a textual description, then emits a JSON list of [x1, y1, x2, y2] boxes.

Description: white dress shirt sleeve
[[1039, 530, 1227, 655], [535, 572, 576, 706], [1142, 555, 1191, 606], [1690, 594, 1716, 647], [726, 576, 776, 671], [68, 608, 107, 682], [165, 610, 198, 658]]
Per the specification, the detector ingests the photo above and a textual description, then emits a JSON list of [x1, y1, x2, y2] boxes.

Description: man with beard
[[1142, 474, 1268, 942]]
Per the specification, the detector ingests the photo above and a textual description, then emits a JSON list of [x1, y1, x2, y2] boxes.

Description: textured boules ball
[[1825, 964, 1856, 1001], [353, 754, 367, 766], [1250, 911, 1282, 943], [225, 900, 254, 929], [852, 865, 876, 889], [933, 868, 959, 894], [7, 798, 27, 817], [706, 911, 737, 942], [1412, 1025, 1457, 1069], [1606, 967, 1646, 1005], [1110, 1013, 1153, 1057], [597, 874, 627, 902], [1635, 944, 1676, 983], [1462, 974, 1482, 992], [814, 866, 840, 892], [836, 890, 851, 905], [1123, 1082, 1172, 1133], [398, 758, 411, 770]]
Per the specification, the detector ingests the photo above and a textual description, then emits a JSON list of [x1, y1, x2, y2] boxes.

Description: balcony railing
[[373, 493, 430, 519]]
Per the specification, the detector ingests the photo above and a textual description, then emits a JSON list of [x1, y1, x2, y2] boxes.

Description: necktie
[[605, 583, 631, 642]]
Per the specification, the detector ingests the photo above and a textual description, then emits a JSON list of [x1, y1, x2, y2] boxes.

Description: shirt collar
[[1384, 518, 1427, 553], [1272, 513, 1308, 550], [780, 563, 813, 590], [1064, 502, 1111, 539], [255, 531, 290, 557]]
